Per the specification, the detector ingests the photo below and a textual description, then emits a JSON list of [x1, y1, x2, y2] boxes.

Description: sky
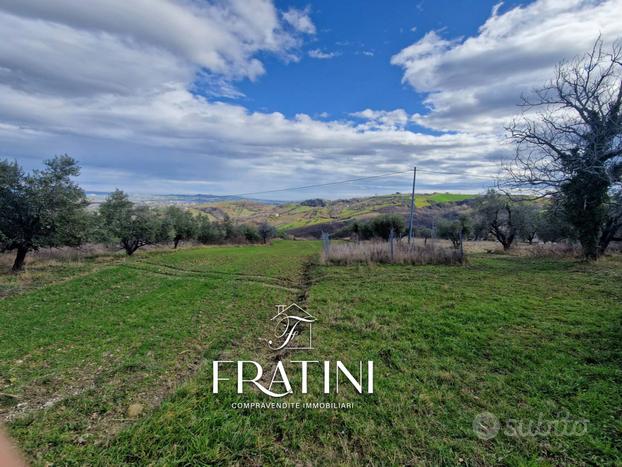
[[1, 0, 621, 200]]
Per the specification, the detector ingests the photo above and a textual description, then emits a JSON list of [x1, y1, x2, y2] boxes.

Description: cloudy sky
[[1, 0, 621, 199]]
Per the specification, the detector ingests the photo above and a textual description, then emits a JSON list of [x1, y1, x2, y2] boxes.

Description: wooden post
[[459, 229, 464, 261], [408, 166, 417, 247], [321, 231, 330, 257]]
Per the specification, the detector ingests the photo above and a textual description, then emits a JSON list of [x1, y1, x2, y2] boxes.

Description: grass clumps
[[321, 240, 465, 265]]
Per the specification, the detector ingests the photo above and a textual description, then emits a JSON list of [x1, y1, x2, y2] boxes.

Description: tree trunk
[[12, 247, 28, 272], [579, 235, 599, 260], [174, 237, 180, 249], [122, 240, 138, 256]]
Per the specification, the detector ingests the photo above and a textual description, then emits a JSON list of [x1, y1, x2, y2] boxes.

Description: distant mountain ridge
[[86, 192, 284, 205]]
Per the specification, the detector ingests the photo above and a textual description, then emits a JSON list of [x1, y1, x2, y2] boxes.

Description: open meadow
[[1, 241, 620, 465]]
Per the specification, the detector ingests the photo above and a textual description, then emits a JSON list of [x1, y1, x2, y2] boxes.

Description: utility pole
[[408, 166, 417, 245]]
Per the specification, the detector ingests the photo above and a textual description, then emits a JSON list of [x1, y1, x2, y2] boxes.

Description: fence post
[[321, 231, 330, 257], [459, 229, 464, 262]]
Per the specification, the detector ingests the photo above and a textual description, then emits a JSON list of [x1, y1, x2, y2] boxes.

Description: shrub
[[525, 242, 582, 258], [196, 217, 225, 244], [369, 215, 406, 240], [240, 224, 260, 243]]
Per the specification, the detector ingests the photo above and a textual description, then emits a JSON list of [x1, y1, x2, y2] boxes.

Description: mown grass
[[1, 242, 620, 465]]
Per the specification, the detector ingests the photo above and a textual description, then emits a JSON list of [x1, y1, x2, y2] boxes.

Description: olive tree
[[514, 203, 542, 244], [369, 214, 405, 240], [437, 216, 471, 249], [507, 38, 622, 259], [163, 206, 196, 248], [240, 224, 260, 243], [98, 190, 163, 255], [196, 216, 225, 244], [415, 226, 433, 244], [0, 156, 89, 272], [258, 222, 277, 244]]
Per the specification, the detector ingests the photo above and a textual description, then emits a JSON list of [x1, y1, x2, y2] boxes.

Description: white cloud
[[0, 0, 305, 92], [351, 109, 409, 131], [392, 0, 622, 133], [282, 6, 316, 35], [308, 49, 340, 59], [0, 0, 533, 197], [0, 76, 503, 195]]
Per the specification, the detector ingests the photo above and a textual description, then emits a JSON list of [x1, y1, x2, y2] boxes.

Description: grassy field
[[1, 241, 620, 465]]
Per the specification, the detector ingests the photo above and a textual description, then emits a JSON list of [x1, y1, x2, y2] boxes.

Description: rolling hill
[[188, 192, 478, 236]]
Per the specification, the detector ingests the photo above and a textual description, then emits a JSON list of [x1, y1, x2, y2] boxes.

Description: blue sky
[[236, 0, 529, 121], [0, 0, 620, 200]]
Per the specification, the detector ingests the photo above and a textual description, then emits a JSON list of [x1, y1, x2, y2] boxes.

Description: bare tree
[[506, 38, 622, 259], [476, 190, 516, 251]]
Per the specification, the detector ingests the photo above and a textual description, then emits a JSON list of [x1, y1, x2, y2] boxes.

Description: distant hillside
[[188, 192, 478, 237]]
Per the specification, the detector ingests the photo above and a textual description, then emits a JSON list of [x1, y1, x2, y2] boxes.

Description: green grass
[[0, 254, 119, 298], [426, 193, 477, 204], [1, 242, 620, 465]]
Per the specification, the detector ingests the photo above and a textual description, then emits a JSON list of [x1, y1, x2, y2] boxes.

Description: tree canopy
[[98, 190, 165, 255], [0, 155, 88, 271], [163, 206, 196, 248]]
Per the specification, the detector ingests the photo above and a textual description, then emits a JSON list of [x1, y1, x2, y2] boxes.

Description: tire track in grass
[[4, 242, 319, 463], [123, 263, 302, 293], [257, 256, 318, 393], [136, 259, 296, 286]]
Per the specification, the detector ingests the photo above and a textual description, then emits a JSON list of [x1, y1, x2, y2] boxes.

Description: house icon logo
[[268, 303, 316, 351]]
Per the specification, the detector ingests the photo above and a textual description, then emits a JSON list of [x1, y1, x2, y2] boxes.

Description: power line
[[417, 168, 500, 181], [225, 167, 501, 198], [228, 170, 412, 197]]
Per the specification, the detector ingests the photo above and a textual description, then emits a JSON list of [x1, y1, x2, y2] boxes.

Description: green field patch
[[2, 245, 620, 465]]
